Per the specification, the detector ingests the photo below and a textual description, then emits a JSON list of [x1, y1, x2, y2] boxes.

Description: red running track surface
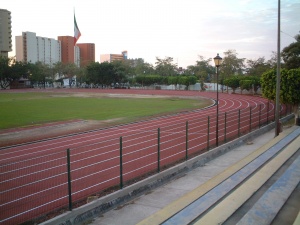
[[0, 89, 280, 224]]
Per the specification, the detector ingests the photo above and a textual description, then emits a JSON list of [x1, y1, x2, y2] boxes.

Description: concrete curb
[[41, 114, 294, 225]]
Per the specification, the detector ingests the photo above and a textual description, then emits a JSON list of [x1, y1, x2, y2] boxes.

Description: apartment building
[[100, 50, 128, 63], [15, 31, 61, 65], [76, 43, 95, 67], [58, 36, 81, 66], [0, 9, 12, 57], [58, 36, 74, 64]]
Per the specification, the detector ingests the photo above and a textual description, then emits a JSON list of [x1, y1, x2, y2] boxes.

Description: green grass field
[[0, 92, 211, 129]]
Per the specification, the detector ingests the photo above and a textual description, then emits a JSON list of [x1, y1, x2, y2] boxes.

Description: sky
[[2, 0, 300, 68]]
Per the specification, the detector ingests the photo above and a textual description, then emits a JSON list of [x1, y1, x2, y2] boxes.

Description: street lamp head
[[214, 53, 222, 67]]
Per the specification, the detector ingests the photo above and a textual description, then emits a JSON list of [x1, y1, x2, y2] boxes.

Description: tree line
[[0, 51, 282, 90], [1, 34, 299, 90], [1, 33, 299, 123]]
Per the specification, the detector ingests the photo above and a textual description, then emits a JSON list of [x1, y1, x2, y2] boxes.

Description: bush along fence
[[0, 102, 293, 225]]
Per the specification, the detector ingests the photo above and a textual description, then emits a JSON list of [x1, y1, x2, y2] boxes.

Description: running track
[[0, 89, 286, 225]]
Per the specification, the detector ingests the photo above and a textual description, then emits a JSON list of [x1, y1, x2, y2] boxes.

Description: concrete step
[[195, 134, 300, 225], [236, 152, 300, 225], [138, 127, 300, 225]]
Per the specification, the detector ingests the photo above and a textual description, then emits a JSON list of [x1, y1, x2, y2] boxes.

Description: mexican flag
[[74, 13, 81, 45]]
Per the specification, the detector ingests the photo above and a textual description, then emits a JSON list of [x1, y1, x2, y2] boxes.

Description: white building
[[15, 31, 61, 65], [0, 9, 12, 57], [74, 45, 80, 67]]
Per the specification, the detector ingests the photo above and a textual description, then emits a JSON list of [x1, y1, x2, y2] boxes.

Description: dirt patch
[[50, 92, 176, 99]]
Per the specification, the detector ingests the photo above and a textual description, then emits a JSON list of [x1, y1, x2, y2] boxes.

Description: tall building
[[100, 50, 128, 63], [76, 43, 95, 67], [0, 9, 12, 57], [15, 31, 61, 65], [74, 45, 80, 67], [58, 36, 80, 66]]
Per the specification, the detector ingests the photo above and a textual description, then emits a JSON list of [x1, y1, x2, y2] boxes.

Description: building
[[15, 31, 61, 65], [76, 43, 95, 67], [0, 9, 12, 57], [58, 36, 80, 66], [58, 36, 74, 64], [100, 50, 128, 63], [74, 45, 80, 67]]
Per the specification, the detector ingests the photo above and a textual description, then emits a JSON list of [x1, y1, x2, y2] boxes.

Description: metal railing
[[0, 102, 292, 225]]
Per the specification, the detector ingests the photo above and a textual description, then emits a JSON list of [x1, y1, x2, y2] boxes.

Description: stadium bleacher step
[[137, 127, 300, 225], [236, 152, 300, 225], [194, 134, 300, 225]]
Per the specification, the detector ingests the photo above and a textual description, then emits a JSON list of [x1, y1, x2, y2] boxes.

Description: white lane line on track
[[0, 194, 67, 223], [0, 94, 271, 162]]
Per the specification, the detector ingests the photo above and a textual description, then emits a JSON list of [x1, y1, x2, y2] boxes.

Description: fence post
[[274, 102, 276, 120], [267, 101, 269, 124], [186, 121, 188, 160], [157, 128, 160, 173], [259, 104, 262, 128], [66, 148, 72, 211], [238, 109, 241, 137], [284, 104, 286, 117], [249, 107, 252, 132], [119, 136, 123, 189], [207, 116, 210, 150], [224, 112, 227, 143]]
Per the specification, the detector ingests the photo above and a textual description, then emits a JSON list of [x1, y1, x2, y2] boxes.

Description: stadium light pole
[[214, 53, 222, 147]]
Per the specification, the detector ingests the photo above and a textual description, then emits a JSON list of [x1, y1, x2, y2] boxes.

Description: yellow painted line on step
[[293, 211, 300, 225], [137, 127, 298, 225], [194, 135, 300, 225]]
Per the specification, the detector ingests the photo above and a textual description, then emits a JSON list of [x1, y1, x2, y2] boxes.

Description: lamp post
[[214, 53, 222, 147]]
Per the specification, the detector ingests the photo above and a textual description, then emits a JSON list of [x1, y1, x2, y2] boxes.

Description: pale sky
[[3, 0, 300, 68]]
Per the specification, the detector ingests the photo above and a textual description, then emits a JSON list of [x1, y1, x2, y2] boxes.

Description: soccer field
[[0, 91, 211, 129]]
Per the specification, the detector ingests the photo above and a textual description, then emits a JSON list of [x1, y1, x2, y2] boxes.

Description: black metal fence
[[0, 102, 292, 225]]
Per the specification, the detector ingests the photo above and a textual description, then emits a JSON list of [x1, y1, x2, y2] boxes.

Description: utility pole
[[275, 0, 281, 136]]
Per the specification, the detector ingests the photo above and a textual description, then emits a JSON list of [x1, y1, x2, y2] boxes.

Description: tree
[[85, 62, 116, 87], [167, 76, 179, 89], [281, 33, 300, 69], [28, 62, 51, 88], [135, 75, 164, 86], [224, 76, 240, 93], [187, 56, 214, 83], [178, 75, 197, 90], [261, 68, 300, 124], [62, 63, 79, 87], [249, 76, 261, 94], [76, 67, 86, 87], [266, 51, 281, 69], [235, 75, 261, 94], [53, 62, 64, 80], [111, 60, 132, 85], [239, 80, 252, 94], [246, 57, 272, 77], [127, 58, 155, 75], [85, 62, 100, 85], [155, 56, 177, 76], [0, 56, 28, 89], [220, 50, 245, 92]]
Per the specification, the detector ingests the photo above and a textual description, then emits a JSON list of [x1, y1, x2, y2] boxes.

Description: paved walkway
[[90, 127, 289, 225]]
